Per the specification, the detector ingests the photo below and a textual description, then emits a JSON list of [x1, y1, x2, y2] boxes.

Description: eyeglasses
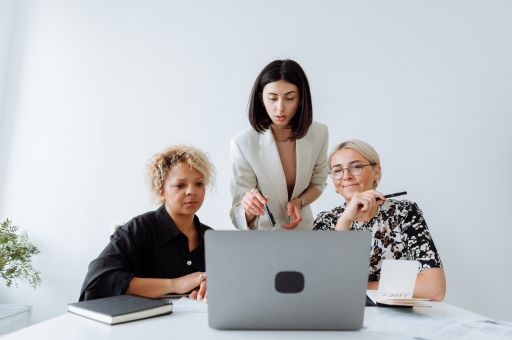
[[329, 163, 376, 180]]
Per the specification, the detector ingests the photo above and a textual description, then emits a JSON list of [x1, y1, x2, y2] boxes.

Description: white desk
[[0, 305, 31, 336], [4, 301, 504, 340]]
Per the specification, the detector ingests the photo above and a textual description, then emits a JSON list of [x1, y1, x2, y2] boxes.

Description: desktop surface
[[3, 302, 491, 340]]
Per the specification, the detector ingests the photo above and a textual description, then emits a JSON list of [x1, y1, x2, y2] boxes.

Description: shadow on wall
[[0, 1, 27, 210]]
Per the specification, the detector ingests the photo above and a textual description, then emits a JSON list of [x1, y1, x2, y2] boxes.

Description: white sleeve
[[229, 138, 259, 230], [309, 124, 329, 192]]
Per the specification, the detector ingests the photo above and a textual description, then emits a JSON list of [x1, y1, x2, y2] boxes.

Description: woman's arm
[[127, 278, 173, 298], [308, 123, 329, 195], [292, 185, 322, 208], [283, 186, 322, 229], [367, 267, 446, 301], [79, 227, 141, 301], [229, 138, 259, 229], [402, 202, 446, 301], [283, 124, 329, 229], [367, 281, 379, 290], [335, 190, 385, 230], [127, 272, 206, 299], [413, 267, 446, 301]]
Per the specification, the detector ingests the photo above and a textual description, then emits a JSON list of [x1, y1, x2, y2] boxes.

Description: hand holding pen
[[335, 190, 407, 231], [241, 188, 267, 216], [241, 188, 274, 226]]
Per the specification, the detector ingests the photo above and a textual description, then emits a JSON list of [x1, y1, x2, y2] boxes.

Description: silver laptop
[[205, 230, 371, 330]]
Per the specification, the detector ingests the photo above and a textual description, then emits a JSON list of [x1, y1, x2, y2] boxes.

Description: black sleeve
[[401, 203, 442, 271], [78, 223, 145, 301]]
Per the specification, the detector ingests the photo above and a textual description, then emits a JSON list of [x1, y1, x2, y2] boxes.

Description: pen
[[257, 189, 276, 226], [383, 191, 408, 199]]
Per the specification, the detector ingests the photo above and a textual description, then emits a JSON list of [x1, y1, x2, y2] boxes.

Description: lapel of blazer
[[292, 132, 312, 199], [258, 129, 289, 209]]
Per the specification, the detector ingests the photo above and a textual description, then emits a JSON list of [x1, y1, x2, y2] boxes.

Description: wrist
[[293, 197, 306, 210], [335, 214, 352, 231], [245, 210, 257, 228], [167, 278, 176, 294]]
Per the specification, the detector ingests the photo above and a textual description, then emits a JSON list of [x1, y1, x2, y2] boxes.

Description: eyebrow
[[330, 160, 364, 168], [170, 177, 204, 182], [267, 91, 297, 96]]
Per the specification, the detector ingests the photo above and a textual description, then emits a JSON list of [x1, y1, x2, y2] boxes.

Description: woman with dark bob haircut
[[230, 59, 329, 230]]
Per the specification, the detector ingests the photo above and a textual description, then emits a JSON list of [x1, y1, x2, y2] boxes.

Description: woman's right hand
[[336, 190, 385, 230], [172, 272, 206, 295], [241, 188, 268, 217]]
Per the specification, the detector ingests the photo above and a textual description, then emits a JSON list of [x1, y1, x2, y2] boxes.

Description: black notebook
[[68, 295, 173, 325]]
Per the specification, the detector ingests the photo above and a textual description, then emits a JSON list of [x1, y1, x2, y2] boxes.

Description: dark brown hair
[[248, 59, 313, 139]]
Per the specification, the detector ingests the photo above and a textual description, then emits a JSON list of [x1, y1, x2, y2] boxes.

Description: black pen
[[383, 191, 408, 199], [257, 189, 276, 226]]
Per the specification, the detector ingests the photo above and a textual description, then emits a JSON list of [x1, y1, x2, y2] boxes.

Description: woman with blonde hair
[[79, 145, 215, 301], [314, 139, 446, 301]]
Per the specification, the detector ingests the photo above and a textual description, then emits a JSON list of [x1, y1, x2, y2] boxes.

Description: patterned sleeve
[[401, 202, 442, 271], [313, 210, 336, 231]]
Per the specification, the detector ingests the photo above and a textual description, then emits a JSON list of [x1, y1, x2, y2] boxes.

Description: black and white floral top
[[313, 199, 442, 282]]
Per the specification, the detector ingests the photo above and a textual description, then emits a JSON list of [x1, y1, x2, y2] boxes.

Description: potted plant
[[0, 218, 41, 334], [0, 219, 41, 288]]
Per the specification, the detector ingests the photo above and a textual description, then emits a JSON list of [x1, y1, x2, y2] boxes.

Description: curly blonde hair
[[147, 145, 216, 203]]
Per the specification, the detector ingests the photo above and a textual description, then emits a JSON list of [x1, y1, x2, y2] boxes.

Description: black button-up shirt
[[79, 205, 212, 301]]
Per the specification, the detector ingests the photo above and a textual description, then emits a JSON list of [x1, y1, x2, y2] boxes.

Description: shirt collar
[[155, 204, 210, 246]]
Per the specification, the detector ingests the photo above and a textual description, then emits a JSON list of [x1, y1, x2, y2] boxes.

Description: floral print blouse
[[313, 199, 442, 281]]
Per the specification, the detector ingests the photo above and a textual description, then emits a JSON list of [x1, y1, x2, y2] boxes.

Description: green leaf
[[0, 218, 42, 288]]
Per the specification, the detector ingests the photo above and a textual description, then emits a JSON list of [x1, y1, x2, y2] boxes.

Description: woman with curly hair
[[79, 145, 215, 301]]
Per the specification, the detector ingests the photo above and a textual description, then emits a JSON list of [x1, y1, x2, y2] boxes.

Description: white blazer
[[229, 121, 329, 230]]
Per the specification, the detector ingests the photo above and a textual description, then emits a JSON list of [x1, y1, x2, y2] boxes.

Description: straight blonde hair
[[329, 139, 381, 187]]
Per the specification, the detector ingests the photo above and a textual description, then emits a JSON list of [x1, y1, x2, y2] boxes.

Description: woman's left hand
[[281, 199, 303, 229]]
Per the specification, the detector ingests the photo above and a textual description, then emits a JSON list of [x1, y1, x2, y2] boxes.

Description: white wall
[[0, 0, 18, 194], [1, 0, 511, 324], [0, 0, 12, 125]]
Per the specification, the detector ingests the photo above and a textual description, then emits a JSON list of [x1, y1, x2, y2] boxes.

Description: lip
[[275, 115, 287, 121], [184, 201, 199, 205], [342, 184, 358, 188]]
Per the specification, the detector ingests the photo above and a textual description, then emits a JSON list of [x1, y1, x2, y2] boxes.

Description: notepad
[[367, 290, 431, 308], [68, 295, 172, 325], [365, 260, 432, 307], [378, 259, 419, 299]]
